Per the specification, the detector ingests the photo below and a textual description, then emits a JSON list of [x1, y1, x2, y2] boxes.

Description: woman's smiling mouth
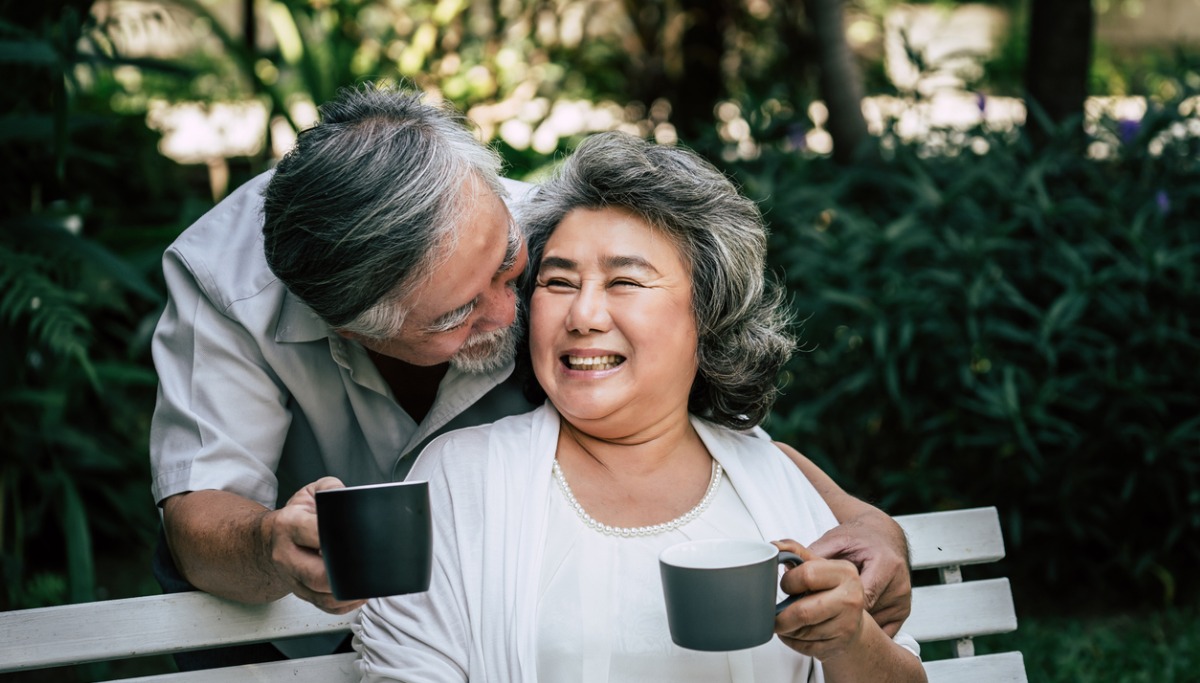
[[562, 354, 625, 371]]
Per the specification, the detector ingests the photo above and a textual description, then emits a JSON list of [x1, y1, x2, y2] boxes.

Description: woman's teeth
[[565, 355, 623, 371]]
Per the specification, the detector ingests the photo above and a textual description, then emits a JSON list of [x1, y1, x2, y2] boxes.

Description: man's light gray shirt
[[149, 170, 536, 510]]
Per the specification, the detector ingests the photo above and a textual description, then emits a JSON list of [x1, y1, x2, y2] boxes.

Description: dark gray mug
[[316, 480, 432, 601], [659, 538, 804, 651]]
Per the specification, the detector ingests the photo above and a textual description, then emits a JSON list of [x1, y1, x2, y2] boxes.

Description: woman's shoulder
[[409, 404, 556, 481], [690, 416, 781, 457], [690, 416, 819, 491]]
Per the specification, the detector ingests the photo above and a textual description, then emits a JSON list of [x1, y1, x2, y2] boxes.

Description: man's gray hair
[[516, 131, 795, 430], [262, 82, 504, 337]]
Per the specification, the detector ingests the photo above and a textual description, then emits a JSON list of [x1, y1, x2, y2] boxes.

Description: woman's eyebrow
[[539, 255, 577, 271], [539, 254, 660, 275], [600, 254, 659, 274]]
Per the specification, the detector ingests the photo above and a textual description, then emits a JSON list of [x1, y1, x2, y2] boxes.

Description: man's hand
[[162, 478, 364, 614], [265, 477, 365, 614], [807, 513, 911, 637]]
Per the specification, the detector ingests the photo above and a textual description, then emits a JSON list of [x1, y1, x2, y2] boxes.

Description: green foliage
[[1, 2, 204, 612], [969, 602, 1200, 682], [918, 599, 1200, 682], [734, 94, 1200, 609]]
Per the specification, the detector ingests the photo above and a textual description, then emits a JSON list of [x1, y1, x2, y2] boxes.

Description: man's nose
[[476, 282, 518, 331]]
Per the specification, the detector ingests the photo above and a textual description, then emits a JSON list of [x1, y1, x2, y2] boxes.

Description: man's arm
[[162, 480, 363, 614], [774, 441, 913, 636], [151, 241, 360, 613]]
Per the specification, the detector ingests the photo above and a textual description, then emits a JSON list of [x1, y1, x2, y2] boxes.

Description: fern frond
[[0, 244, 94, 370]]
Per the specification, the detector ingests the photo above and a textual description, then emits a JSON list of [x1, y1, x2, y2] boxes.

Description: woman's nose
[[566, 286, 610, 333]]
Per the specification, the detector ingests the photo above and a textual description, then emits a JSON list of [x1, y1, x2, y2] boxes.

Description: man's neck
[[366, 350, 449, 424]]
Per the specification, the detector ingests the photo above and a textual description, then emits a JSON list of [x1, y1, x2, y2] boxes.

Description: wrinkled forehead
[[542, 204, 693, 273]]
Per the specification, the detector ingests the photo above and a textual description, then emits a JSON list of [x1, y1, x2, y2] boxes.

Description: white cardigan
[[353, 403, 902, 682]]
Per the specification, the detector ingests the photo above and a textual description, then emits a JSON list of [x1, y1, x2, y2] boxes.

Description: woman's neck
[[554, 413, 715, 529], [557, 414, 696, 472]]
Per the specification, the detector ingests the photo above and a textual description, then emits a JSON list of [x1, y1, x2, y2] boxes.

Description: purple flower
[[1155, 190, 1170, 215], [1118, 118, 1141, 145], [975, 91, 987, 114]]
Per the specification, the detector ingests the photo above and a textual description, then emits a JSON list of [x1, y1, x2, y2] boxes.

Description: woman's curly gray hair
[[516, 131, 795, 430]]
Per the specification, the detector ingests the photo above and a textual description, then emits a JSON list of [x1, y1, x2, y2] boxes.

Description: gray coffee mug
[[659, 538, 804, 651], [316, 480, 432, 601]]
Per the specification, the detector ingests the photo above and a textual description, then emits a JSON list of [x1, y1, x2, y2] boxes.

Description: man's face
[[352, 175, 528, 372]]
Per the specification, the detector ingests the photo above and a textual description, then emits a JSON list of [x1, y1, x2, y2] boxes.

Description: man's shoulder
[[171, 170, 274, 253], [164, 170, 281, 310], [410, 406, 548, 480], [500, 177, 536, 208]]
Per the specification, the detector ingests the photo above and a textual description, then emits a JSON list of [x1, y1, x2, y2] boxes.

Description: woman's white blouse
[[354, 405, 919, 683], [535, 471, 821, 683]]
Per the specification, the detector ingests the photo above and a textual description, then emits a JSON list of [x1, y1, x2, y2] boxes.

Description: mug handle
[[774, 550, 806, 615]]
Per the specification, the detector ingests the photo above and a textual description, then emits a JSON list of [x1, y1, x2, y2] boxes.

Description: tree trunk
[[804, 0, 868, 164], [672, 0, 733, 143], [621, 0, 732, 145], [1024, 0, 1094, 148]]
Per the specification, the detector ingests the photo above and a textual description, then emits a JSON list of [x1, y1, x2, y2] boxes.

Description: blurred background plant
[[0, 0, 207, 616], [740, 83, 1200, 609], [1, 0, 1197, 680]]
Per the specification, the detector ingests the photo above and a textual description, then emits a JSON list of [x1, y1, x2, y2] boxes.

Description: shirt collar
[[274, 289, 331, 343]]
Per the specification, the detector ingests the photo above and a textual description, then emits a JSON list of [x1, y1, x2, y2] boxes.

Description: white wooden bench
[[0, 506, 1026, 682]]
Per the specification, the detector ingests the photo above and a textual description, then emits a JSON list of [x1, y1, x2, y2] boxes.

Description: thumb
[[311, 476, 347, 493], [772, 539, 819, 564]]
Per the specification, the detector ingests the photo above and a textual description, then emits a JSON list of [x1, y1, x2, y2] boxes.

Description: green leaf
[[59, 474, 95, 604], [0, 39, 59, 66]]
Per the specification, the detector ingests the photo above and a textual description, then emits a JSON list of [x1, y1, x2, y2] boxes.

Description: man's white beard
[[449, 314, 522, 375]]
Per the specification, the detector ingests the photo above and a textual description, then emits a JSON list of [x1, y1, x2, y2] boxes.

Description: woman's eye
[[610, 279, 642, 288], [540, 277, 574, 289]]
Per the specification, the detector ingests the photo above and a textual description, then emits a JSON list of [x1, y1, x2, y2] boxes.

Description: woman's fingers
[[772, 539, 867, 660]]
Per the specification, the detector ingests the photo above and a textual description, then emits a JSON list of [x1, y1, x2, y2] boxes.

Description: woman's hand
[[806, 513, 912, 636], [771, 539, 868, 662]]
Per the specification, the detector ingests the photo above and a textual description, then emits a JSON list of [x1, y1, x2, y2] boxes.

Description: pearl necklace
[[551, 458, 723, 538]]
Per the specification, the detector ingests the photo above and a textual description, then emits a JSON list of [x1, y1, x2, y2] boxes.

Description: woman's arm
[[775, 442, 913, 636]]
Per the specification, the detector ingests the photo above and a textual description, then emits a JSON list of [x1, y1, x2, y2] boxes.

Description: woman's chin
[[552, 397, 623, 426]]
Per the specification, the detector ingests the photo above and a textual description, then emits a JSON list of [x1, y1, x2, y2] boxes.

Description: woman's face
[[530, 206, 699, 434]]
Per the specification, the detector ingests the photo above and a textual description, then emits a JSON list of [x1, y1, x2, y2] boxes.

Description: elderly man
[[149, 83, 911, 668]]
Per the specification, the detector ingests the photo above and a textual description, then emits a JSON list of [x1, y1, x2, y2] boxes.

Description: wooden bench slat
[[0, 593, 352, 673], [101, 640, 1030, 683], [103, 652, 359, 683], [924, 651, 1028, 683], [896, 507, 1006, 570], [904, 578, 1018, 642]]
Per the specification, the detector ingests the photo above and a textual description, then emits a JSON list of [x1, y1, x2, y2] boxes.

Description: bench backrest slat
[[897, 507, 1007, 570], [924, 652, 1029, 683], [109, 652, 358, 683], [904, 578, 1019, 642], [0, 592, 350, 672]]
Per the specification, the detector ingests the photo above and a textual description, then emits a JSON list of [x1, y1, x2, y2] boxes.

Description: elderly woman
[[353, 132, 925, 682]]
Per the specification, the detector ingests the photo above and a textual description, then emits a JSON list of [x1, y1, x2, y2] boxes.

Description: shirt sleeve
[[892, 630, 921, 660], [148, 245, 293, 508]]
